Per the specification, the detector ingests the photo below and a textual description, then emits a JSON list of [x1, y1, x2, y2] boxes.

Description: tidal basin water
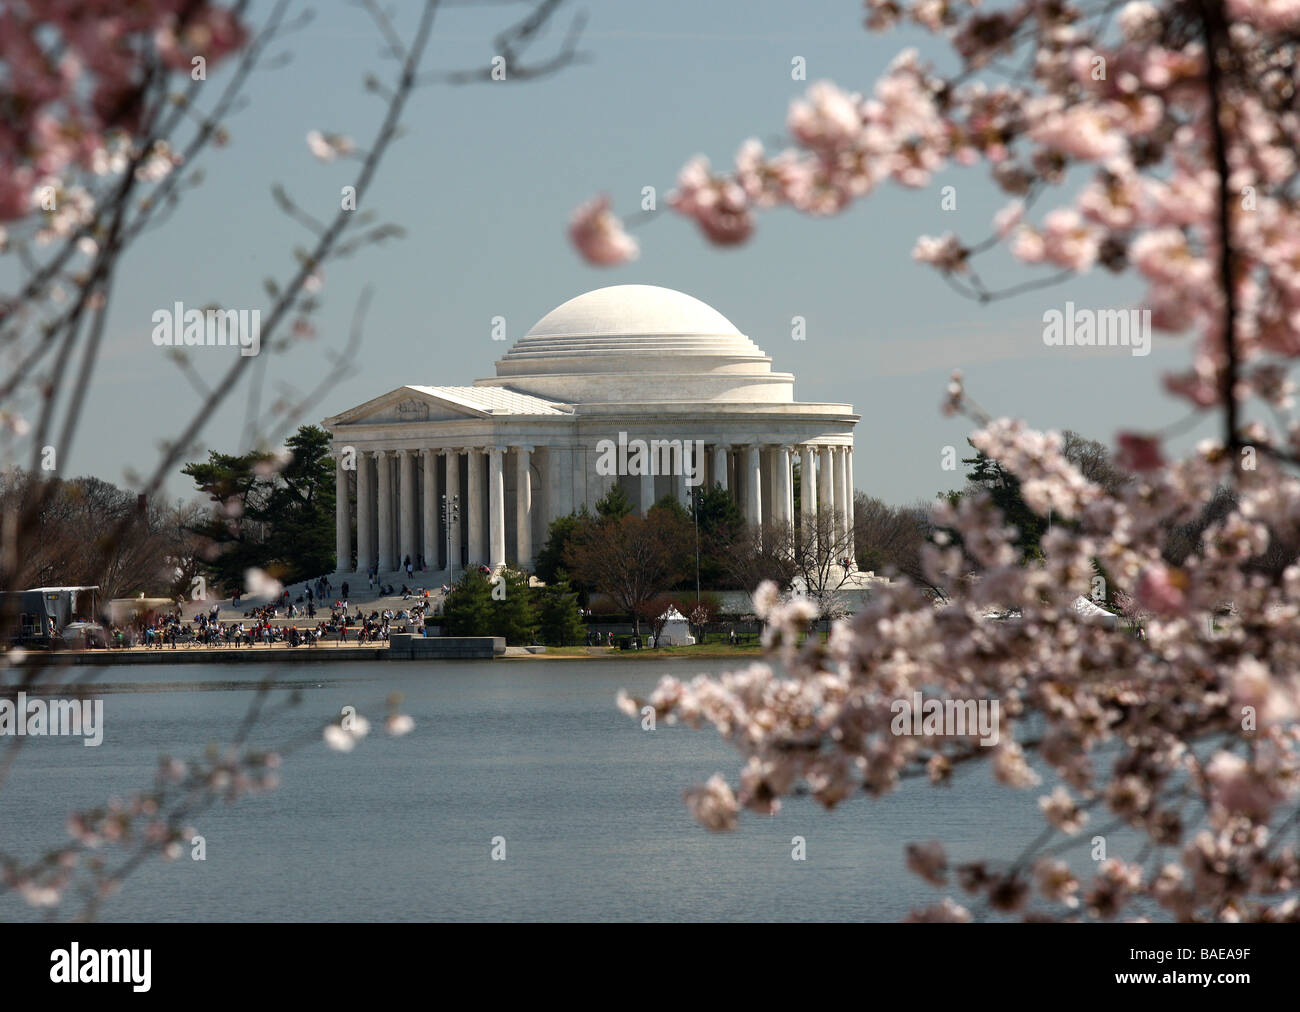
[[1, 658, 1065, 922]]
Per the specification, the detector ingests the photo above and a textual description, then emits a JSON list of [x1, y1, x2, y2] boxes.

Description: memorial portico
[[324, 285, 858, 580]]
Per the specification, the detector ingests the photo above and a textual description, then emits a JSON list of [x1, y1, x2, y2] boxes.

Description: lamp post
[[440, 493, 460, 584], [692, 485, 701, 607]]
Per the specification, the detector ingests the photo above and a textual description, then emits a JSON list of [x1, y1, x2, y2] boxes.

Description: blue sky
[[36, 0, 1209, 506]]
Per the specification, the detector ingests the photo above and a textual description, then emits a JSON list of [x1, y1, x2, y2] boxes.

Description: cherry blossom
[[568, 194, 639, 266]]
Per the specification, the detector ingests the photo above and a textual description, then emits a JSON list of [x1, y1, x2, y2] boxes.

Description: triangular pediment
[[325, 385, 572, 427], [326, 386, 491, 426]]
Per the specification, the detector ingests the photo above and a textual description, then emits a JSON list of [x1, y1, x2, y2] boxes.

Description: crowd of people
[[99, 577, 435, 650]]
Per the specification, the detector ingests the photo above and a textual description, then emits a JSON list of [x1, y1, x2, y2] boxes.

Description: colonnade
[[334, 441, 853, 576], [335, 445, 534, 577]]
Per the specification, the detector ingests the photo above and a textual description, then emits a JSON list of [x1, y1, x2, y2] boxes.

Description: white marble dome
[[490, 284, 788, 403], [521, 282, 746, 338]]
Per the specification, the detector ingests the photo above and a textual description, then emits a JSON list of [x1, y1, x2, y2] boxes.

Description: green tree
[[182, 424, 337, 592], [262, 426, 336, 579], [535, 509, 590, 588], [181, 451, 276, 592], [962, 445, 1047, 561], [488, 567, 539, 645], [693, 482, 744, 588], [595, 483, 634, 521], [442, 567, 539, 644], [442, 568, 495, 636], [538, 577, 586, 646], [956, 431, 1123, 563], [650, 493, 690, 523]]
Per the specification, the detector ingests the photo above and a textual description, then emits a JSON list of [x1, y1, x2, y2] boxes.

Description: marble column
[[390, 452, 401, 567], [467, 448, 486, 565], [422, 449, 438, 571], [446, 449, 462, 570], [545, 446, 565, 523], [399, 449, 417, 570], [515, 446, 533, 569], [773, 445, 793, 528], [639, 463, 656, 515], [712, 444, 729, 491], [377, 450, 394, 573], [842, 446, 855, 554], [354, 451, 373, 576], [800, 445, 818, 519], [489, 446, 506, 570], [819, 445, 836, 531], [335, 454, 351, 574], [744, 444, 762, 527]]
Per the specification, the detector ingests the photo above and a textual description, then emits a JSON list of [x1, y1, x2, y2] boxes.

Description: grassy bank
[[508, 644, 764, 659]]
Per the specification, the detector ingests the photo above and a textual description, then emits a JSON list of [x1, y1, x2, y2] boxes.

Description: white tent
[[658, 606, 696, 646], [1072, 595, 1119, 628]]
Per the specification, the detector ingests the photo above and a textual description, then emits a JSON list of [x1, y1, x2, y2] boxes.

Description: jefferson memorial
[[324, 285, 858, 578]]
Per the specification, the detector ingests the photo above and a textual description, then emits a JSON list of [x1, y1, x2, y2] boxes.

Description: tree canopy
[[182, 425, 336, 592]]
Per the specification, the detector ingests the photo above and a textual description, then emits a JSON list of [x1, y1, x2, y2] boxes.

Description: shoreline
[[12, 644, 764, 666]]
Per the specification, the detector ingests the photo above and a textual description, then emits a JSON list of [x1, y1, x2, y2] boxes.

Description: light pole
[[440, 493, 460, 584], [692, 485, 701, 607]]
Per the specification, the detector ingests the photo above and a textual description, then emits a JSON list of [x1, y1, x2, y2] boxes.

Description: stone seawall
[[22, 637, 505, 665], [387, 634, 504, 659]]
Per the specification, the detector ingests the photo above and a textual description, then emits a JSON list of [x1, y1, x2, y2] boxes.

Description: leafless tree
[[565, 511, 692, 637], [725, 521, 798, 595], [854, 493, 935, 591]]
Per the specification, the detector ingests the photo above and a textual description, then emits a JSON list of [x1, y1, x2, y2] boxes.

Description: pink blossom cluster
[[581, 9, 1300, 918], [0, 1, 248, 226], [621, 398, 1300, 919]]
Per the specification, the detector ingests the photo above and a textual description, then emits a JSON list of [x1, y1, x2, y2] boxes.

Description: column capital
[[512, 444, 535, 454]]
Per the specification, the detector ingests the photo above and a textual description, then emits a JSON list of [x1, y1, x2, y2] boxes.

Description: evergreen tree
[[595, 483, 634, 520], [962, 445, 1048, 561], [442, 569, 495, 635], [538, 578, 586, 646], [264, 426, 336, 578], [182, 424, 336, 591], [693, 482, 744, 587], [535, 509, 590, 586], [488, 567, 539, 644], [650, 493, 691, 523]]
